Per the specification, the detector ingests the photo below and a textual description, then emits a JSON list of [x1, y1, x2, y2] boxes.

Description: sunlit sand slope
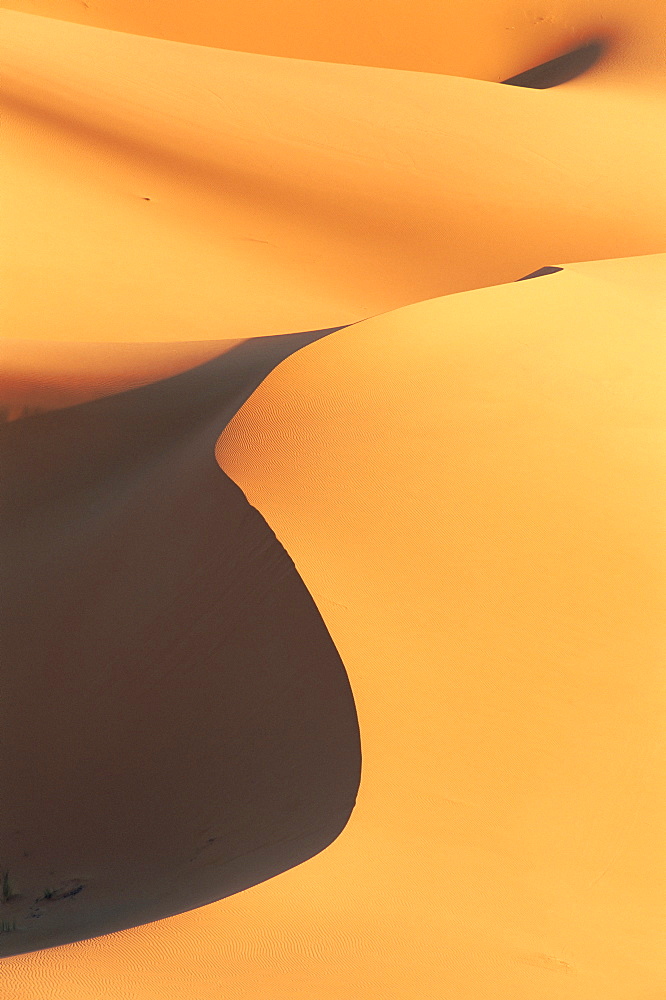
[[0, 330, 360, 957], [2, 10, 665, 343], [213, 255, 664, 999], [1, 0, 663, 88]]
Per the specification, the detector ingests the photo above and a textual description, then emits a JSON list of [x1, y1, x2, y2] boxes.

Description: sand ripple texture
[[1, 0, 665, 998]]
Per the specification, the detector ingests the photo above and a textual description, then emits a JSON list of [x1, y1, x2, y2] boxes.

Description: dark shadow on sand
[[517, 266, 564, 281], [502, 42, 604, 89], [0, 325, 360, 956]]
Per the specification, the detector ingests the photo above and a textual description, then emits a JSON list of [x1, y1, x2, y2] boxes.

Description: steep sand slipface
[[0, 332, 360, 957], [2, 10, 665, 346], [0, 0, 664, 88], [215, 256, 666, 998]]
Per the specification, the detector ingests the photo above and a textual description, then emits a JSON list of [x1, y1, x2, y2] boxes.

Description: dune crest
[[214, 254, 665, 999], [1, 0, 664, 992]]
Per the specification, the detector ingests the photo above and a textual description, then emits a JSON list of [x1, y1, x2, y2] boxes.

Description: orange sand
[[214, 255, 666, 999], [1, 0, 665, 996], [2, 10, 664, 350], [0, 339, 241, 417], [1, 0, 664, 88]]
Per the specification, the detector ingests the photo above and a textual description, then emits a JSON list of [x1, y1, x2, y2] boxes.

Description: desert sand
[[1, 0, 664, 87], [1, 0, 664, 997], [217, 254, 666, 999], [1, 328, 360, 955], [2, 9, 665, 346], [0, 338, 245, 419]]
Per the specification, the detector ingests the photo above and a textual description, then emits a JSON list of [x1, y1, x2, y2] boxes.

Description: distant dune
[[0, 0, 664, 996], [2, 10, 665, 344]]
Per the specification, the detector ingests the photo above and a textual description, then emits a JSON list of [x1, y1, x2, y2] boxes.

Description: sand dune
[[214, 254, 665, 999], [1, 0, 664, 995], [0, 339, 245, 419], [1, 0, 664, 88], [2, 9, 664, 344], [2, 256, 661, 995], [0, 330, 359, 956]]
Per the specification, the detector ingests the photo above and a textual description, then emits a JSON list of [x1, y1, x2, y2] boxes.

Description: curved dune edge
[[1, 255, 660, 993], [0, 330, 361, 958], [0, 0, 663, 88], [0, 330, 348, 419], [0, 0, 664, 990], [2, 9, 665, 344], [213, 253, 664, 999]]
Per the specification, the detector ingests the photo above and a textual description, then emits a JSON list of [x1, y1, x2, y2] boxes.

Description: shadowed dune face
[[0, 330, 360, 957], [517, 265, 564, 279]]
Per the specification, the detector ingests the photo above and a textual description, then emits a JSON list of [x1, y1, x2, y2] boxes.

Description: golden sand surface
[[1, 0, 664, 996], [1, 0, 664, 87], [2, 10, 664, 351], [2, 258, 663, 998], [216, 256, 666, 999]]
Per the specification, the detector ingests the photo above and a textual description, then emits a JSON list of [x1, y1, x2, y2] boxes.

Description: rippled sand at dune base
[[1, 1, 665, 998]]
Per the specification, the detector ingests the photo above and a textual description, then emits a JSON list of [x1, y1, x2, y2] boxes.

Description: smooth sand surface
[[2, 10, 665, 345], [1, 0, 664, 995], [1, 0, 664, 88], [216, 255, 665, 999]]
